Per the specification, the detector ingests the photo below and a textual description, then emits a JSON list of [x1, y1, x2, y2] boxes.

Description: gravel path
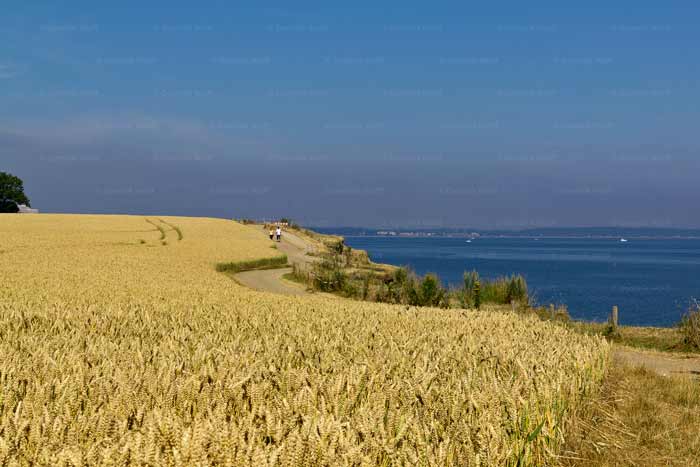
[[235, 267, 308, 296], [615, 346, 700, 379], [232, 227, 317, 296]]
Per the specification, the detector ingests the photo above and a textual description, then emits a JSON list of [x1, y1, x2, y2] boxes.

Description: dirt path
[[264, 227, 317, 266], [235, 267, 309, 295], [614, 346, 700, 379], [232, 227, 318, 296]]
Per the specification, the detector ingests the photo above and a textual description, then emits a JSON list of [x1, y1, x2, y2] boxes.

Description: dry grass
[[558, 353, 700, 466], [568, 322, 696, 353], [0, 214, 609, 465], [679, 302, 700, 350]]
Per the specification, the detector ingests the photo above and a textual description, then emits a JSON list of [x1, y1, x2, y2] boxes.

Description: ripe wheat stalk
[[0, 214, 609, 465]]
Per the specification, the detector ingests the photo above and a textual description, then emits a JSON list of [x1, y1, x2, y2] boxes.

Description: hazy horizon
[[3, 2, 699, 228]]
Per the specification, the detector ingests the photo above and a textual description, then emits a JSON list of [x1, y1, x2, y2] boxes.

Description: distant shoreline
[[312, 226, 700, 241], [340, 234, 700, 240], [323, 227, 698, 329]]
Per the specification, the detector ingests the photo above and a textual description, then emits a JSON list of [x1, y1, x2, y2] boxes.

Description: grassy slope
[[284, 224, 397, 274], [569, 321, 697, 354], [559, 358, 700, 466]]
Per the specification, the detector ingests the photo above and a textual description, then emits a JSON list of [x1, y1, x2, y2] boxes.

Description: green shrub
[[216, 255, 288, 273], [375, 267, 448, 308], [417, 274, 447, 308], [465, 274, 530, 306], [289, 263, 312, 285], [361, 274, 371, 300], [380, 267, 414, 304], [481, 279, 507, 304], [506, 275, 529, 304], [311, 257, 347, 292], [680, 301, 700, 349], [341, 279, 359, 297], [460, 271, 479, 307], [309, 260, 528, 312], [323, 239, 345, 255]]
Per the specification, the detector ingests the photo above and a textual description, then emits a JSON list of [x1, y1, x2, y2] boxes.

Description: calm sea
[[340, 236, 700, 327]]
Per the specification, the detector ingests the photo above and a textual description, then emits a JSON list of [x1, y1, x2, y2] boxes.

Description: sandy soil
[[615, 346, 700, 379]]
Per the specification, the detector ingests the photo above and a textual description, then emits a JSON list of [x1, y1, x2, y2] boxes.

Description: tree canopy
[[0, 171, 31, 209]]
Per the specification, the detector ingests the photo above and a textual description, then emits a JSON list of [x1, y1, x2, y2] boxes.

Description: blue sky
[[2, 1, 699, 227]]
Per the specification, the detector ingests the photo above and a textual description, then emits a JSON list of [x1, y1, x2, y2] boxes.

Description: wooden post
[[611, 305, 619, 329], [511, 300, 516, 313], [549, 304, 555, 320]]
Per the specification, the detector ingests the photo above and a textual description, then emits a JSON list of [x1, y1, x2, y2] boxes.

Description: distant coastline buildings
[[18, 204, 39, 214], [376, 230, 480, 238]]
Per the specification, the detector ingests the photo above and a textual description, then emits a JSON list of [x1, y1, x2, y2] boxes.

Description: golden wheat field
[[0, 214, 609, 466]]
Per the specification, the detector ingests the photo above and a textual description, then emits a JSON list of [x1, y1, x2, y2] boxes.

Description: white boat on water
[[620, 238, 628, 243], [466, 239, 472, 243]]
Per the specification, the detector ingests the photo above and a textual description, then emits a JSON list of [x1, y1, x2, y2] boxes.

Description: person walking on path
[[269, 228, 274, 241], [275, 226, 282, 242]]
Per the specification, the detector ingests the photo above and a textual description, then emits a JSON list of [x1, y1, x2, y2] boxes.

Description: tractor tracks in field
[[144, 218, 183, 245]]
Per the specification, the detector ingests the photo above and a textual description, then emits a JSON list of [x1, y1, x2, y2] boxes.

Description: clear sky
[[2, 1, 699, 228]]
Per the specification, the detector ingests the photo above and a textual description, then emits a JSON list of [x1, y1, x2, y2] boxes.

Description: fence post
[[549, 304, 555, 320], [611, 305, 619, 330], [511, 300, 516, 313]]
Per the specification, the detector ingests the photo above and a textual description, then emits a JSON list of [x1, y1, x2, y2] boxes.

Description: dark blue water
[[342, 236, 700, 327]]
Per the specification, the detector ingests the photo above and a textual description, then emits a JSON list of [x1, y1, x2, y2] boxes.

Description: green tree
[[0, 199, 19, 213], [0, 172, 31, 207]]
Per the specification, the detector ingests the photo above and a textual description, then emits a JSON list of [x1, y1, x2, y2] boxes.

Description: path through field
[[235, 267, 308, 295], [615, 346, 700, 379], [233, 227, 316, 296]]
